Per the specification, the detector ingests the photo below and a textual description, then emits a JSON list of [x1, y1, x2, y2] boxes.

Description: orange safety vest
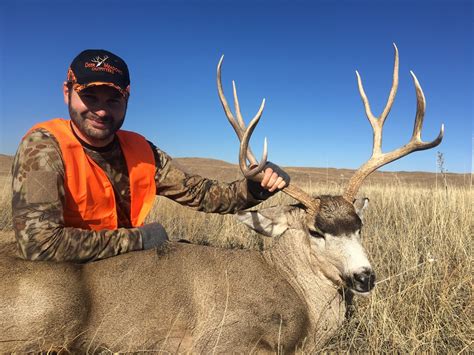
[[27, 118, 156, 230]]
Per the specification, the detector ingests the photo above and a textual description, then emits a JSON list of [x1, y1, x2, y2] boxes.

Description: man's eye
[[108, 98, 122, 106], [81, 95, 97, 102]]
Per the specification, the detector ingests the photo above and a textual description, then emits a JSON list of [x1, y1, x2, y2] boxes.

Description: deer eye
[[309, 229, 325, 239]]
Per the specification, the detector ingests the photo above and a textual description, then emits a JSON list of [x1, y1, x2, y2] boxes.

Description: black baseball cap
[[67, 49, 130, 97]]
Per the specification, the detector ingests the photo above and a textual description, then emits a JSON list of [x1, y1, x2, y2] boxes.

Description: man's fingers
[[260, 168, 273, 187], [257, 163, 290, 192], [277, 179, 287, 189], [266, 172, 279, 190], [269, 176, 285, 192]]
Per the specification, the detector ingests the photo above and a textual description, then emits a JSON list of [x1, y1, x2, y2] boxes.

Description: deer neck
[[263, 231, 346, 345]]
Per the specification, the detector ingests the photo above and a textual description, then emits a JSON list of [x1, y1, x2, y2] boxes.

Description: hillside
[[176, 157, 468, 188], [0, 153, 468, 187]]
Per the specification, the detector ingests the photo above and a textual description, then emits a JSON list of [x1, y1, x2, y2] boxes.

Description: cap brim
[[73, 82, 129, 97]]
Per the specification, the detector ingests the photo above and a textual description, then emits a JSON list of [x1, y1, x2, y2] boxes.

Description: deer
[[0, 44, 443, 353]]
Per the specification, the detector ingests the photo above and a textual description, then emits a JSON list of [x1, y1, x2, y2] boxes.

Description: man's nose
[[87, 99, 111, 117], [94, 109, 107, 117]]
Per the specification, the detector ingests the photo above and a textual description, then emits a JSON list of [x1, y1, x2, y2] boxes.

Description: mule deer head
[[217, 44, 443, 295]]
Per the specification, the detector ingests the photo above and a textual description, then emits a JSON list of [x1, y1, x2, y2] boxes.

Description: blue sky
[[0, 0, 472, 173]]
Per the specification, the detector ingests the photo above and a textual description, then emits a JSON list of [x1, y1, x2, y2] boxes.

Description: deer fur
[[0, 196, 372, 353]]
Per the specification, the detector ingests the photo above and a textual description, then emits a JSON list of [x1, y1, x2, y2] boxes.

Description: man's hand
[[259, 162, 290, 192], [139, 222, 169, 250]]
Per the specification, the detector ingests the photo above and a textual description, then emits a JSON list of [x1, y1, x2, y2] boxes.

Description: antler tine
[[343, 45, 444, 202], [411, 71, 426, 142], [217, 56, 239, 133], [239, 105, 268, 178], [232, 81, 246, 131], [380, 43, 399, 125], [233, 80, 261, 166], [410, 71, 444, 146]]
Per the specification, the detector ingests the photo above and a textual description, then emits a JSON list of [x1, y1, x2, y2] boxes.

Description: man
[[11, 49, 287, 263]]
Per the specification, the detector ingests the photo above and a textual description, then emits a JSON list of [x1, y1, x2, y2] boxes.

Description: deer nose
[[352, 268, 376, 293]]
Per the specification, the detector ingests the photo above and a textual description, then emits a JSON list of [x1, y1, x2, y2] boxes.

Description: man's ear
[[353, 197, 369, 221], [63, 82, 70, 105], [235, 207, 290, 238]]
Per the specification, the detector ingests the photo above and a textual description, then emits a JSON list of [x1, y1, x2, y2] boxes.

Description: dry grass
[[0, 175, 11, 232], [0, 167, 471, 352]]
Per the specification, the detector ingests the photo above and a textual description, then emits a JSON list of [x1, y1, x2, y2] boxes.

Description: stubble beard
[[68, 103, 125, 143]]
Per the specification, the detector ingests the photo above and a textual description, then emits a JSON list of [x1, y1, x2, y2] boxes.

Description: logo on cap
[[84, 57, 123, 75], [91, 55, 109, 67]]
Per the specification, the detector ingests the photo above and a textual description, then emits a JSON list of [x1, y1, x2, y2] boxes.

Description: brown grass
[[0, 157, 471, 353], [0, 175, 11, 232]]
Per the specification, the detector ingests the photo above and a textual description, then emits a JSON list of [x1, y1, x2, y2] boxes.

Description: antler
[[343, 44, 444, 202], [217, 56, 320, 215]]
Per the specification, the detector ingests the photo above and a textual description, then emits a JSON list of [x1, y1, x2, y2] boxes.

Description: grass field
[[0, 167, 471, 353]]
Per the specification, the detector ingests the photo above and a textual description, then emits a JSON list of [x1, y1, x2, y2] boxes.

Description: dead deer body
[[0, 45, 443, 353]]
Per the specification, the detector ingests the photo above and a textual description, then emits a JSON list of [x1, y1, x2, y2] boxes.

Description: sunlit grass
[[0, 176, 11, 232]]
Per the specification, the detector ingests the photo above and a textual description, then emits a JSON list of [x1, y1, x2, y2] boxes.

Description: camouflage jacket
[[11, 127, 272, 263]]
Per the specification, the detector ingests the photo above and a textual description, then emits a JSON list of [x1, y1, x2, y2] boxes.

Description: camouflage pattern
[[11, 128, 269, 263]]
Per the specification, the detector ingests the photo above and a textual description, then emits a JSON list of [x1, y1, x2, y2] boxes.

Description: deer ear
[[235, 208, 289, 238], [353, 197, 369, 220]]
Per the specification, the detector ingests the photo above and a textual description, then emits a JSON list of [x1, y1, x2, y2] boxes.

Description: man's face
[[64, 84, 127, 147]]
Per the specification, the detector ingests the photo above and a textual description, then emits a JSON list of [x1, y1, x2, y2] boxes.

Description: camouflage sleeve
[[11, 129, 144, 263], [150, 143, 273, 214]]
